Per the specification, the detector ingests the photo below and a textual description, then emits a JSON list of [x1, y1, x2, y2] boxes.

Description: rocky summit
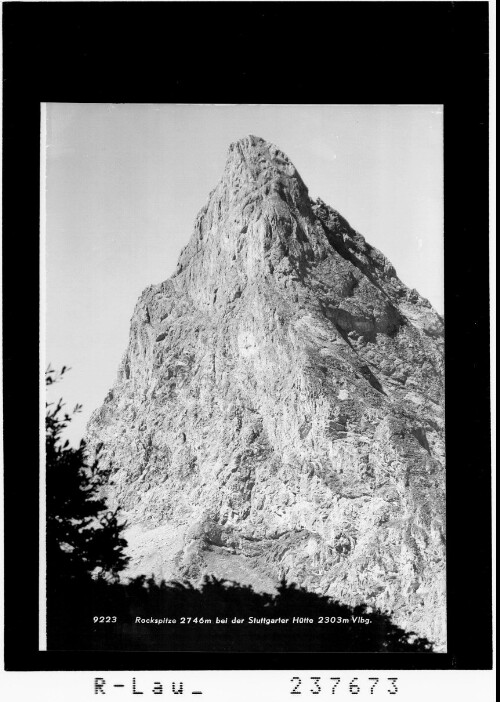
[[87, 135, 446, 648]]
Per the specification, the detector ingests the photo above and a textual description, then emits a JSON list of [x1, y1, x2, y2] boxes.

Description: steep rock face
[[87, 135, 446, 648]]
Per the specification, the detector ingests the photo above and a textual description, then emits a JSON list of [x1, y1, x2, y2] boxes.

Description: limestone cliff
[[87, 135, 446, 648]]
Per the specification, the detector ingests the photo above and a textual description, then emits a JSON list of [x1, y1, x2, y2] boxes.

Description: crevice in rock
[[411, 427, 431, 453], [358, 365, 386, 395]]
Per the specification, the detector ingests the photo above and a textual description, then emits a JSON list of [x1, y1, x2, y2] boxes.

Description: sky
[[44, 103, 444, 444]]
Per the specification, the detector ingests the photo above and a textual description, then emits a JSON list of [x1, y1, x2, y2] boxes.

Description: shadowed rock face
[[87, 135, 446, 649]]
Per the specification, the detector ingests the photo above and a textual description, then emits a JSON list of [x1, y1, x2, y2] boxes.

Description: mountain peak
[[219, 134, 308, 209], [88, 136, 446, 650], [171, 135, 313, 299], [224, 134, 299, 178], [230, 134, 267, 149]]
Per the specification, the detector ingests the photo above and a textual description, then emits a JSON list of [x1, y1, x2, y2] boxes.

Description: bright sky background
[[44, 103, 443, 444]]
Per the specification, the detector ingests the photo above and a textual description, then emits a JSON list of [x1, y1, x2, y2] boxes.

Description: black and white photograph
[[43, 103, 446, 654], [1, 2, 492, 700]]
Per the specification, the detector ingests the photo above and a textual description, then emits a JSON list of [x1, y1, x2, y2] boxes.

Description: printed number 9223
[[93, 616, 117, 623]]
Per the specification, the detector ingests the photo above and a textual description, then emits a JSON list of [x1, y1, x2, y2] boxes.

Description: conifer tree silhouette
[[45, 366, 129, 583]]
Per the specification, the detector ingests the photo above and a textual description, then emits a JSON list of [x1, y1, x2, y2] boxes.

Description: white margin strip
[[39, 102, 47, 651]]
